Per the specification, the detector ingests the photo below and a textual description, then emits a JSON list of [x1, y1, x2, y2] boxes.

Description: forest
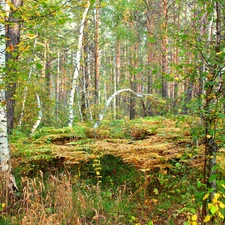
[[0, 0, 224, 224]]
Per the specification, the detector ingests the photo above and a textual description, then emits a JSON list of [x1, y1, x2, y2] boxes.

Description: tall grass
[[0, 170, 144, 225]]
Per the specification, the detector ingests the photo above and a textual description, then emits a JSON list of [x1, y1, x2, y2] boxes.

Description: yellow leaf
[[101, 2, 107, 7], [218, 211, 224, 219], [96, 171, 100, 176], [27, 34, 38, 39], [206, 135, 211, 139], [192, 222, 197, 225], [203, 193, 209, 200], [1, 203, 5, 208], [212, 193, 220, 204], [222, 184, 225, 189], [219, 201, 225, 209], [191, 214, 197, 221], [214, 193, 221, 200], [203, 215, 211, 223], [216, 51, 222, 55]]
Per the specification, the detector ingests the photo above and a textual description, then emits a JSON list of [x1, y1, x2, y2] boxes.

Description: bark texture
[[5, 0, 23, 133], [68, 2, 90, 127]]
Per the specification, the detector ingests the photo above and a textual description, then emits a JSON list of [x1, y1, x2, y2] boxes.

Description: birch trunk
[[0, 93, 10, 173], [94, 89, 155, 128], [0, 0, 17, 193], [31, 93, 42, 134], [68, 2, 90, 127]]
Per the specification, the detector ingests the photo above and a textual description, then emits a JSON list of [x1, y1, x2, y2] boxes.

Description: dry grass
[[1, 170, 141, 225], [18, 171, 75, 225], [12, 118, 195, 173]]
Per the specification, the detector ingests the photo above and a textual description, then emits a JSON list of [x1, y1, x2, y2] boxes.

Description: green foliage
[[7, 116, 225, 224], [31, 125, 87, 141]]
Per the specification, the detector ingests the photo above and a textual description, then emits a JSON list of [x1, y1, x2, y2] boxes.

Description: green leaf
[[35, 63, 43, 70], [209, 174, 218, 183], [209, 205, 218, 214], [197, 180, 202, 188], [153, 188, 159, 195], [190, 208, 196, 214]]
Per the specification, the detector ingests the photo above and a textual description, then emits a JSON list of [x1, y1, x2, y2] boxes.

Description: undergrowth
[[2, 116, 224, 224]]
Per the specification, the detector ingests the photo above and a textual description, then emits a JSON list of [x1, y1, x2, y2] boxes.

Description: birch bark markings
[[0, 1, 10, 173], [68, 2, 90, 128], [0, 0, 18, 192]]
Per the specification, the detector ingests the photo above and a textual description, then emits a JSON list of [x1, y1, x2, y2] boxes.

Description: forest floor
[[6, 116, 225, 224]]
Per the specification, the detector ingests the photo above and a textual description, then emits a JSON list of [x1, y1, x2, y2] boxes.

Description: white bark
[[0, 1, 10, 173], [94, 89, 155, 128], [68, 2, 90, 127], [0, 93, 10, 172], [31, 93, 42, 134], [0, 1, 18, 192]]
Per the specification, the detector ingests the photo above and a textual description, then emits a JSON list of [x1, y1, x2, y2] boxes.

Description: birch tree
[[31, 93, 42, 134], [0, 0, 18, 195], [94, 89, 155, 128], [68, 2, 90, 127]]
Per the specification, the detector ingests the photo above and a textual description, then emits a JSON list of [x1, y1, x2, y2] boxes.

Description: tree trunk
[[161, 0, 168, 99], [94, 0, 100, 105], [145, 0, 154, 96], [130, 40, 138, 120], [5, 0, 23, 133], [114, 39, 120, 119], [0, 0, 18, 195], [94, 89, 155, 128], [68, 2, 90, 127], [31, 93, 42, 134], [81, 30, 89, 121]]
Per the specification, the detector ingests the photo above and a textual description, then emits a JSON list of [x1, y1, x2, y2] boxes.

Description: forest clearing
[[0, 0, 225, 224]]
